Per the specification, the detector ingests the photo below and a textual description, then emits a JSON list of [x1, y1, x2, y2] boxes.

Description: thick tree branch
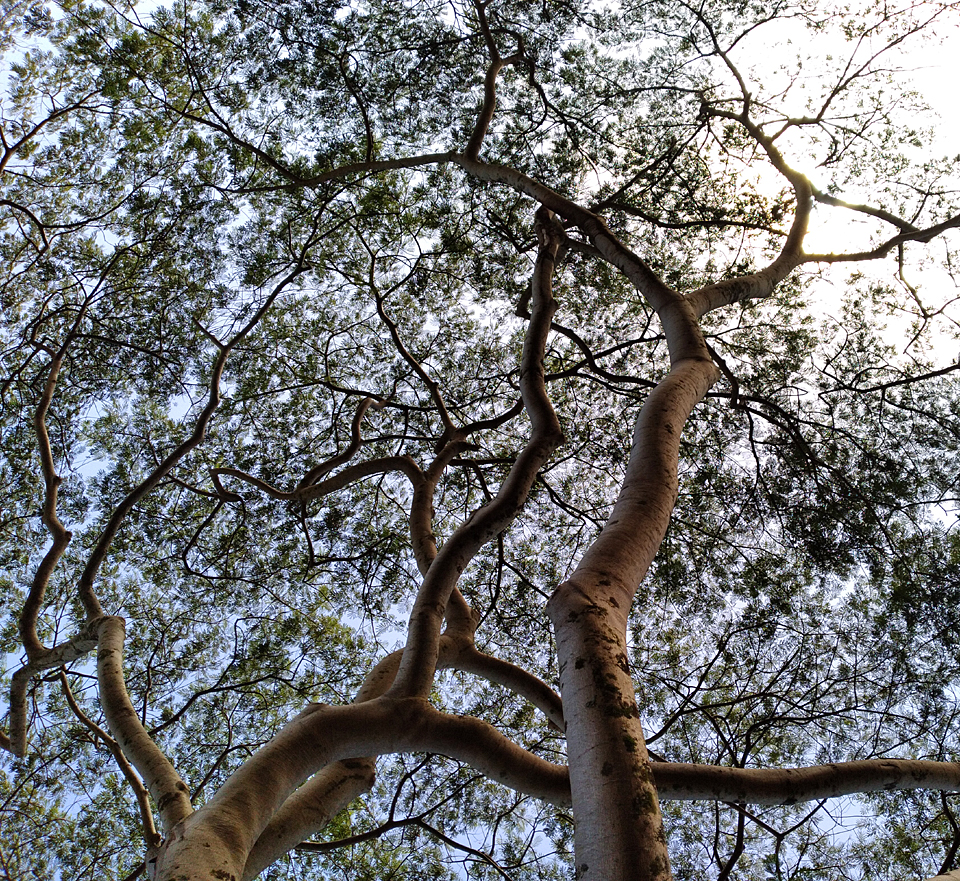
[[97, 617, 193, 832], [244, 624, 563, 875], [4, 627, 101, 756], [156, 678, 960, 881], [452, 645, 565, 731], [463, 0, 525, 160], [242, 759, 376, 881], [153, 696, 570, 879], [655, 758, 960, 804], [409, 439, 474, 576]]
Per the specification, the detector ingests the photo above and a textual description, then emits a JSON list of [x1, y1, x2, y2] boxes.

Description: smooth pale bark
[[152, 697, 570, 881], [410, 440, 476, 575], [7, 627, 98, 756], [547, 358, 718, 881], [550, 593, 669, 881], [655, 758, 960, 803], [97, 616, 194, 833], [453, 645, 565, 731], [157, 691, 960, 881], [242, 758, 376, 881]]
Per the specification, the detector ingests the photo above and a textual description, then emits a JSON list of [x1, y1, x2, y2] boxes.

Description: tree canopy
[[3, 0, 960, 878]]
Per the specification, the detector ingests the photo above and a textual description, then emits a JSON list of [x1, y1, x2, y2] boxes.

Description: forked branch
[[59, 669, 161, 849], [385, 206, 565, 700]]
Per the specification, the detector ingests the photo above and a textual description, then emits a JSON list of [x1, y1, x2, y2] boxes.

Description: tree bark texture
[[547, 357, 718, 881]]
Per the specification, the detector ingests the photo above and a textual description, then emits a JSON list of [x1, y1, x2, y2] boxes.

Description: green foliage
[[1, 0, 959, 877]]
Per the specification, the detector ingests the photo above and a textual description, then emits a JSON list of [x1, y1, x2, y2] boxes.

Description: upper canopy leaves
[[2, 0, 960, 877]]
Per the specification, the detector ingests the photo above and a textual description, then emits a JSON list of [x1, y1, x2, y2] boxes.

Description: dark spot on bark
[[648, 854, 668, 877], [608, 596, 619, 608], [601, 761, 613, 776], [623, 734, 637, 752], [211, 872, 236, 881], [575, 657, 585, 669], [158, 790, 185, 810], [603, 700, 639, 719], [632, 790, 657, 817]]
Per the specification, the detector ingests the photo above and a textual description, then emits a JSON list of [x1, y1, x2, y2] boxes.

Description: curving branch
[[212, 455, 423, 503], [297, 812, 515, 881], [152, 695, 569, 880], [4, 628, 101, 756], [385, 206, 565, 701], [0, 199, 51, 253], [298, 396, 386, 487], [19, 345, 74, 661], [59, 669, 161, 849], [242, 758, 376, 881], [8, 241, 312, 788], [463, 0, 525, 160], [374, 285, 456, 434], [452, 645, 565, 731], [0, 94, 98, 176], [5, 298, 98, 756], [410, 440, 475, 577], [154, 674, 960, 881], [683, 106, 812, 318], [97, 616, 194, 833], [241, 629, 563, 877], [544, 316, 659, 390], [810, 185, 920, 232]]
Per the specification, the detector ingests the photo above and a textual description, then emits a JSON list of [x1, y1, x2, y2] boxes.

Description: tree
[[3, 0, 960, 877]]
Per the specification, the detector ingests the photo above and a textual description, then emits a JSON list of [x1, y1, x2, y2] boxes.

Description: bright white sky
[[724, 7, 960, 361]]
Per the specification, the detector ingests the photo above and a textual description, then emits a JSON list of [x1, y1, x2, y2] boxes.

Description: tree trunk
[[548, 359, 718, 881]]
